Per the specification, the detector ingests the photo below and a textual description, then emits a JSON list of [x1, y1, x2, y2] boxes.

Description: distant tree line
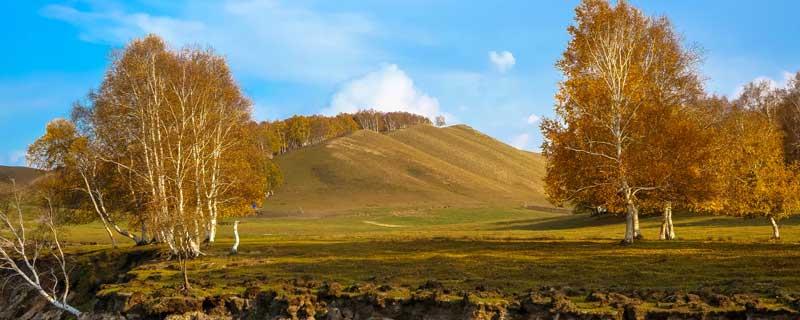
[[257, 110, 431, 156]]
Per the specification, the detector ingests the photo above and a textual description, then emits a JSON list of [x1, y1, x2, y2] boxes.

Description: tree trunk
[[52, 301, 81, 318], [632, 205, 642, 240], [181, 257, 191, 294], [659, 202, 675, 240], [622, 202, 635, 245], [34, 288, 81, 317], [81, 172, 138, 246], [231, 220, 240, 255], [208, 218, 218, 243], [769, 215, 781, 240], [188, 237, 202, 257], [105, 224, 117, 248], [667, 206, 675, 240], [139, 221, 149, 245]]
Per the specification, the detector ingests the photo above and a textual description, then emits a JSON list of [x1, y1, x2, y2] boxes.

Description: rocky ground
[[5, 275, 800, 320]]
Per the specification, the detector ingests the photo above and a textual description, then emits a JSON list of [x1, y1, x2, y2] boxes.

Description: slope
[[0, 165, 43, 192], [263, 124, 547, 214]]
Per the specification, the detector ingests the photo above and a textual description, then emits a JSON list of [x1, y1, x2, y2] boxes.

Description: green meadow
[[56, 206, 800, 307]]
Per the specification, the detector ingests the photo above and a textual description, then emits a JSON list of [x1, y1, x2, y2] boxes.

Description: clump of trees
[[542, 0, 800, 243], [24, 35, 440, 293], [717, 76, 800, 240], [27, 35, 276, 291], [258, 110, 431, 156]]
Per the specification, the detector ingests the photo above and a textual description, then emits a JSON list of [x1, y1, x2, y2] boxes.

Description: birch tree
[[0, 182, 81, 317], [718, 89, 800, 239], [639, 96, 724, 240], [542, 0, 702, 244], [777, 72, 800, 167], [28, 118, 143, 247]]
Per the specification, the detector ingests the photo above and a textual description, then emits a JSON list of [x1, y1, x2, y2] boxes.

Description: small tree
[[0, 181, 81, 317], [639, 97, 725, 240], [717, 106, 800, 239], [28, 118, 143, 247], [435, 115, 446, 127]]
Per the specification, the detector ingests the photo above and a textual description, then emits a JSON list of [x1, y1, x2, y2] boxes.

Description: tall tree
[[27, 36, 271, 292], [542, 0, 702, 244]]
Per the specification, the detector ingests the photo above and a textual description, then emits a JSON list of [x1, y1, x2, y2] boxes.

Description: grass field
[[57, 206, 800, 311]]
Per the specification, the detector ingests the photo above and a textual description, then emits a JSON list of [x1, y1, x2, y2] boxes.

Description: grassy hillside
[[0, 165, 42, 192], [264, 125, 547, 214]]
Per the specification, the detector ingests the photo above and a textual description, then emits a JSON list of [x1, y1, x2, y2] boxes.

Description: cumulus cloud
[[510, 133, 530, 150], [731, 71, 795, 98], [489, 51, 515, 73], [324, 64, 442, 120], [527, 113, 541, 124], [41, 0, 381, 84]]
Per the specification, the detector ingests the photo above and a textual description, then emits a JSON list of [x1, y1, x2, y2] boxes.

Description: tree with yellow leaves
[[28, 118, 144, 247], [716, 89, 800, 240], [542, 0, 703, 244], [30, 35, 275, 292]]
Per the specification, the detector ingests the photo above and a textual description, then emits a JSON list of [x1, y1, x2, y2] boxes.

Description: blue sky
[[2, 0, 799, 166]]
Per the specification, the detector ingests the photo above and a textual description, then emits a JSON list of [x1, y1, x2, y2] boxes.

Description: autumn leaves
[[542, 0, 800, 243]]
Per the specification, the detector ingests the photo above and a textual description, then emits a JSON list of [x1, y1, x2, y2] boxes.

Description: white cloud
[[489, 51, 516, 73], [731, 71, 794, 98], [324, 64, 442, 120], [0, 150, 27, 167], [510, 133, 530, 150], [527, 113, 541, 124], [41, 0, 382, 84]]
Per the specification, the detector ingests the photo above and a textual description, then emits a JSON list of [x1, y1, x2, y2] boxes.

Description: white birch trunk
[[667, 206, 675, 240], [769, 216, 780, 240], [230, 220, 240, 255], [622, 201, 635, 244], [208, 218, 218, 243], [632, 205, 642, 239], [659, 202, 675, 240]]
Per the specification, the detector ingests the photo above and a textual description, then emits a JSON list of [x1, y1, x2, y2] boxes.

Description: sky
[[1, 0, 799, 166]]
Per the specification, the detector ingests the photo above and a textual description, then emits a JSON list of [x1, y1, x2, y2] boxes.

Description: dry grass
[[265, 125, 547, 214]]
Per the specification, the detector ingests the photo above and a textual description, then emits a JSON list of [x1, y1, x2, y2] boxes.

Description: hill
[[263, 124, 548, 214], [0, 165, 43, 191]]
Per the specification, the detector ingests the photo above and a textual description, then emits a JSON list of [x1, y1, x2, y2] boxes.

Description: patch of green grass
[[62, 206, 800, 307]]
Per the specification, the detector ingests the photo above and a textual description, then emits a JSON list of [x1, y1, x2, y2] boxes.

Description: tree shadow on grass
[[181, 238, 800, 295]]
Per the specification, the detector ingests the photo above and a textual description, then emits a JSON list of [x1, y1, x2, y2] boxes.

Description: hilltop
[[263, 124, 548, 214]]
